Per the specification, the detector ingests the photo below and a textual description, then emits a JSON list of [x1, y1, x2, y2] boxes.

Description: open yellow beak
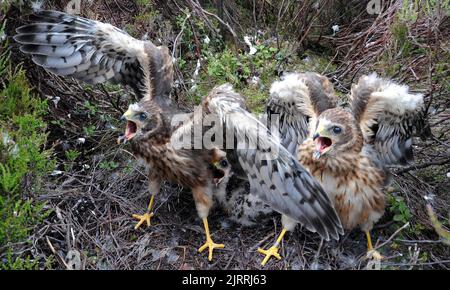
[[121, 109, 134, 121], [313, 124, 329, 139], [117, 109, 137, 144], [312, 124, 332, 158]]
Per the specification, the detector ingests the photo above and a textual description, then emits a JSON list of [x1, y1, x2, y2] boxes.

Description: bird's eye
[[332, 126, 342, 134], [139, 112, 147, 121], [220, 159, 228, 168]]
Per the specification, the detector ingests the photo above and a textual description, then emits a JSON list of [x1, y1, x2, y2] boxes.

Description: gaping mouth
[[125, 121, 137, 140], [315, 136, 332, 154], [211, 165, 225, 186]]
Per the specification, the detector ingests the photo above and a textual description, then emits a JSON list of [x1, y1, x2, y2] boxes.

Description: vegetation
[[0, 23, 55, 268]]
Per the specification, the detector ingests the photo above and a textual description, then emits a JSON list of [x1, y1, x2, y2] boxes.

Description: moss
[[390, 19, 413, 58], [288, 50, 337, 74], [240, 87, 268, 114], [135, 0, 153, 7]]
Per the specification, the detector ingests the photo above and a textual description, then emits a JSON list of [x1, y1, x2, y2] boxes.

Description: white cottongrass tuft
[[51, 170, 63, 176], [250, 75, 261, 85], [47, 95, 60, 107], [193, 59, 201, 78], [332, 24, 339, 35], [0, 30, 6, 43], [243, 36, 257, 55], [31, 0, 44, 12]]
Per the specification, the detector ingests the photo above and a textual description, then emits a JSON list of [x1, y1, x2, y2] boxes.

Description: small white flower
[[424, 194, 435, 202], [51, 170, 63, 176], [0, 30, 6, 43], [250, 76, 261, 85], [203, 36, 210, 44], [446, 172, 450, 178], [332, 24, 339, 35], [243, 36, 257, 55], [82, 164, 90, 170], [193, 59, 201, 78], [2, 131, 11, 146], [76, 137, 86, 144], [46, 95, 61, 107], [31, 0, 44, 12], [189, 84, 198, 92], [10, 144, 19, 157]]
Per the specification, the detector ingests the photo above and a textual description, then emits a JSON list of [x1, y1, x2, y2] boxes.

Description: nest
[[4, 0, 449, 269]]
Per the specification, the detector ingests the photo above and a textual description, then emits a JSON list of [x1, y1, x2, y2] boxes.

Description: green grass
[[190, 44, 336, 112], [0, 31, 55, 268]]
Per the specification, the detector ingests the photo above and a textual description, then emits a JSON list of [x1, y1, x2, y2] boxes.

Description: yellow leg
[[198, 218, 225, 261], [365, 230, 383, 261], [257, 228, 287, 266], [132, 193, 155, 229]]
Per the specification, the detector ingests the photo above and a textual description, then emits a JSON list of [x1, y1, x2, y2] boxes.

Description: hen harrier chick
[[212, 157, 274, 227], [14, 9, 176, 224], [263, 72, 426, 263]]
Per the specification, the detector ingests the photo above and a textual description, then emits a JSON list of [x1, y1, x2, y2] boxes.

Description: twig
[[374, 222, 410, 251], [46, 236, 70, 269], [396, 158, 450, 174], [190, 0, 238, 40], [172, 13, 191, 59]]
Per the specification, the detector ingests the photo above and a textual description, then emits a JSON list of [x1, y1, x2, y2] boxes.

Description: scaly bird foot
[[367, 249, 383, 261], [257, 246, 282, 266], [198, 238, 225, 261], [132, 212, 154, 229]]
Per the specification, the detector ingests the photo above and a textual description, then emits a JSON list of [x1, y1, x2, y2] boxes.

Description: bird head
[[117, 101, 161, 144], [312, 109, 362, 158], [210, 157, 231, 187]]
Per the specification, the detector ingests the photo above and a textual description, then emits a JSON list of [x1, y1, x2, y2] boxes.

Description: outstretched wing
[[350, 73, 426, 165], [204, 84, 343, 241], [14, 10, 173, 103], [266, 72, 338, 154]]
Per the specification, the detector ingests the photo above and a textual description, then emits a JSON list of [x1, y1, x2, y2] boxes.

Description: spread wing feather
[[266, 72, 338, 154], [14, 10, 173, 103], [204, 84, 343, 240], [350, 73, 426, 165]]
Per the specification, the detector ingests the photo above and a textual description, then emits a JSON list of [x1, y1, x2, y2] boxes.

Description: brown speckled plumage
[[267, 72, 425, 233]]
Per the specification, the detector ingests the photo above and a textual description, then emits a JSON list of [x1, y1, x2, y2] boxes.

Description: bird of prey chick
[[263, 72, 427, 263]]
